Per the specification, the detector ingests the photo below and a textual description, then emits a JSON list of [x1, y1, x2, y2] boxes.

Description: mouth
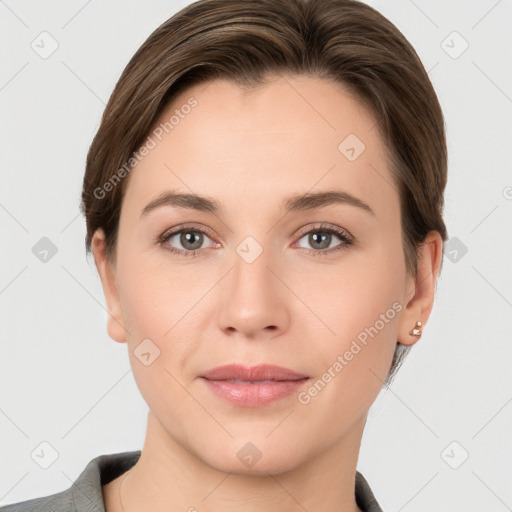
[[202, 377, 308, 383], [200, 364, 309, 407], [200, 363, 309, 382]]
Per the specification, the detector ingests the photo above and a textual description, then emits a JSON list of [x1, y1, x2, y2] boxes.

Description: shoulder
[[1, 451, 141, 512], [1, 488, 72, 511], [355, 470, 384, 512]]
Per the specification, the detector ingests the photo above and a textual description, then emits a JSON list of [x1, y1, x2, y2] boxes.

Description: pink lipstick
[[200, 364, 309, 407]]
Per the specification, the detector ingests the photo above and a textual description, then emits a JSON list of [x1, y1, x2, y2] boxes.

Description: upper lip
[[201, 364, 308, 381]]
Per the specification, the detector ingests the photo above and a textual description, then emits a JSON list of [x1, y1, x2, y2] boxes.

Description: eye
[[158, 225, 217, 256], [293, 223, 354, 256]]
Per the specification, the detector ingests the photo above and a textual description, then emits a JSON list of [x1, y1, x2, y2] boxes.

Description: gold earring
[[409, 321, 422, 337]]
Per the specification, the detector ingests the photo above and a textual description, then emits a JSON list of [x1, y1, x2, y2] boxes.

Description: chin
[[196, 436, 309, 477]]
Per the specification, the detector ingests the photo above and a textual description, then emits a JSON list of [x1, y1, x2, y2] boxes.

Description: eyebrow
[[140, 189, 375, 218]]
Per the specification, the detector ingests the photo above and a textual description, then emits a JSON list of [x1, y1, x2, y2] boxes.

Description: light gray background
[[1, 1, 511, 510]]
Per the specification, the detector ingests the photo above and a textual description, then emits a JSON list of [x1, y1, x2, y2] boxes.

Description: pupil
[[182, 231, 202, 250], [310, 232, 330, 249]]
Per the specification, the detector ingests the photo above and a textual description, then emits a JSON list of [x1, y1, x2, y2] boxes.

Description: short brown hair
[[81, 0, 448, 384]]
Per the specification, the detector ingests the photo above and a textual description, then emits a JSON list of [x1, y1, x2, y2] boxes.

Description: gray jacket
[[1, 450, 383, 511]]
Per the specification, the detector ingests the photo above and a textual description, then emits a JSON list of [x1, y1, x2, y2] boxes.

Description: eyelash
[[157, 223, 354, 258]]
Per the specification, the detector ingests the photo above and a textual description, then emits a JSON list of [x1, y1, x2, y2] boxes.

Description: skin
[[94, 74, 442, 512]]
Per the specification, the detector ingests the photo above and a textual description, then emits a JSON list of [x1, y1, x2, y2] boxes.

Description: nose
[[216, 243, 290, 340]]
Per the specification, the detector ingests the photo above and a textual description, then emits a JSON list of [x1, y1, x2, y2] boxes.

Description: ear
[[91, 229, 127, 343], [397, 230, 443, 346]]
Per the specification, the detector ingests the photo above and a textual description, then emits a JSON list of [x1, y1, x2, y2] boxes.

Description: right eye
[[159, 225, 218, 257]]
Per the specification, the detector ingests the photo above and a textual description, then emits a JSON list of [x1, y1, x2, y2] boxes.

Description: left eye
[[293, 224, 355, 256], [295, 229, 346, 251]]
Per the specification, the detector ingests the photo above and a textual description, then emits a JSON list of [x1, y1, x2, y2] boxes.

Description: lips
[[200, 364, 310, 407], [201, 364, 308, 382]]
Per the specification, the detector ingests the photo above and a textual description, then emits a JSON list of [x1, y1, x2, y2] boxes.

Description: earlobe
[[397, 230, 443, 346], [91, 229, 127, 343]]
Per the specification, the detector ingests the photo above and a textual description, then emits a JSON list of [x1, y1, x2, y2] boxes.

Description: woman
[[3, 0, 447, 510]]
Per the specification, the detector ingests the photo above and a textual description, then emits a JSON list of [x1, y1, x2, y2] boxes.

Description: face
[[93, 75, 433, 475]]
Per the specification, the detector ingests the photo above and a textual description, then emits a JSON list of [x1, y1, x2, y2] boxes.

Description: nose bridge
[[217, 234, 289, 336], [231, 234, 276, 304]]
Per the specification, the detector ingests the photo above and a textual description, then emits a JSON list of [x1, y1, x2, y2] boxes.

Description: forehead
[[121, 75, 397, 220]]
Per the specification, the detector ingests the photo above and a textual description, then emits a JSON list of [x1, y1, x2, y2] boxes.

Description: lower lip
[[201, 377, 309, 407]]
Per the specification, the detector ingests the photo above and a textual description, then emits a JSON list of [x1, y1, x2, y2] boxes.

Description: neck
[[113, 411, 366, 512]]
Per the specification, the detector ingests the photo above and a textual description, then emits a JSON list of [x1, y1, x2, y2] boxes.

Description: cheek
[[117, 265, 200, 411], [296, 288, 401, 425], [117, 256, 205, 369], [306, 248, 405, 382]]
